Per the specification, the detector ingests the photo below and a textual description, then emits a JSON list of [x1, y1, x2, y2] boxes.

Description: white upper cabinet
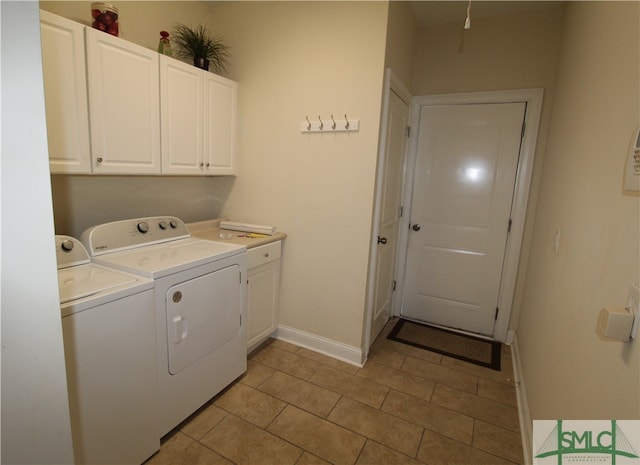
[[40, 11, 237, 176], [160, 56, 204, 174], [161, 56, 238, 175], [203, 72, 238, 175], [40, 10, 91, 174], [85, 27, 161, 174]]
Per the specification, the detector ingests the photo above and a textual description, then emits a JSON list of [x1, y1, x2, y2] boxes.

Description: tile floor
[[145, 319, 523, 465]]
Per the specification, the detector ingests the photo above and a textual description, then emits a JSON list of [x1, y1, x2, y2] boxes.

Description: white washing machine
[[55, 235, 159, 465], [80, 216, 248, 436]]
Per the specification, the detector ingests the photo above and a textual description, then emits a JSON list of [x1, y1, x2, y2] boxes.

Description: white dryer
[[55, 235, 158, 465], [80, 216, 248, 436]]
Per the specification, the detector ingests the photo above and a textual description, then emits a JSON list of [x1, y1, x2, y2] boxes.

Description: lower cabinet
[[246, 241, 282, 351]]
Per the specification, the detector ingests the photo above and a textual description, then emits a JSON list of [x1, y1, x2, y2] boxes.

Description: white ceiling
[[408, 1, 565, 28]]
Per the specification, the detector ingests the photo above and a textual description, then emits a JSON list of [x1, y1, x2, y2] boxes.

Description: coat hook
[[318, 115, 324, 130], [305, 116, 311, 131], [345, 114, 350, 130], [330, 114, 337, 130]]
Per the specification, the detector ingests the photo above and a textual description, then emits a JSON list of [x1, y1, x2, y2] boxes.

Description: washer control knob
[[137, 221, 150, 233], [169, 220, 178, 229], [61, 239, 74, 252], [159, 221, 168, 230]]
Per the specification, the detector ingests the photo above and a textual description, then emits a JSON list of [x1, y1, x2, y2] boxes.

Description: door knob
[[412, 224, 421, 231], [377, 236, 387, 244]]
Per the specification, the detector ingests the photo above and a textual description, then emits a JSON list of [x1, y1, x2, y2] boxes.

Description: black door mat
[[387, 318, 502, 371]]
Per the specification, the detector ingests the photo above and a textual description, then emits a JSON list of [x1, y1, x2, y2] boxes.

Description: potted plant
[[172, 23, 230, 73]]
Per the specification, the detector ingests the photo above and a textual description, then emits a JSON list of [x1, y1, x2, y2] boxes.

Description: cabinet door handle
[[96, 157, 103, 163], [264, 252, 269, 258], [206, 162, 210, 168]]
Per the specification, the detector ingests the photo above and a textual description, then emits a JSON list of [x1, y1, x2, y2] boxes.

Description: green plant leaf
[[172, 23, 230, 73]]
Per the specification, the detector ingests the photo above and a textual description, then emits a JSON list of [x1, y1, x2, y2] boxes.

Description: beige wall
[[410, 6, 566, 332], [518, 1, 640, 419], [41, 1, 214, 52], [385, 1, 418, 90], [411, 6, 565, 95], [50, 175, 235, 237], [210, 1, 389, 348]]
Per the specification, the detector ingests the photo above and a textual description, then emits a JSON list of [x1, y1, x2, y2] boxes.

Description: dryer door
[[166, 264, 241, 375]]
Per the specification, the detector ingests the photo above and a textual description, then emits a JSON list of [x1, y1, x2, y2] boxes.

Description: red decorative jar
[[91, 3, 119, 36]]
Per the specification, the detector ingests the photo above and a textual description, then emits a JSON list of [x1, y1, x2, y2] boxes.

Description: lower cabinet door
[[247, 259, 281, 350]]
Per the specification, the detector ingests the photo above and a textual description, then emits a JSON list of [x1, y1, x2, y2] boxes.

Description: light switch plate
[[627, 283, 640, 339]]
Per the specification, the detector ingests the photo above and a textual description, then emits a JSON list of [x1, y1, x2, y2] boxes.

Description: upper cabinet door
[[203, 73, 238, 175], [160, 56, 203, 175], [85, 27, 161, 174], [40, 10, 91, 174]]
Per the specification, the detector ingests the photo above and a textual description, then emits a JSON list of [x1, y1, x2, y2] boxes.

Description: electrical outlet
[[627, 284, 640, 339]]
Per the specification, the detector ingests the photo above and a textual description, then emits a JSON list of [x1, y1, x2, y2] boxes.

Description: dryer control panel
[[55, 235, 91, 269], [81, 216, 191, 256]]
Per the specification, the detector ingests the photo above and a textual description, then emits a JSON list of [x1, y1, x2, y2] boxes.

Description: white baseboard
[[274, 325, 365, 367], [510, 332, 532, 465]]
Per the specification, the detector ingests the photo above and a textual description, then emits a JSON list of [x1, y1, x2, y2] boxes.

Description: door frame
[[363, 68, 412, 357], [394, 89, 544, 342]]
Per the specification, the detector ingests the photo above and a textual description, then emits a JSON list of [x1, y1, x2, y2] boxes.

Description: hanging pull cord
[[464, 0, 472, 29]]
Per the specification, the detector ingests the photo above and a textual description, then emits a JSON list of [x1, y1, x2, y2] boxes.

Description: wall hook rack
[[301, 115, 359, 133]]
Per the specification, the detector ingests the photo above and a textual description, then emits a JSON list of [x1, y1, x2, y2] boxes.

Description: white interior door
[[370, 89, 409, 343], [401, 102, 525, 336]]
